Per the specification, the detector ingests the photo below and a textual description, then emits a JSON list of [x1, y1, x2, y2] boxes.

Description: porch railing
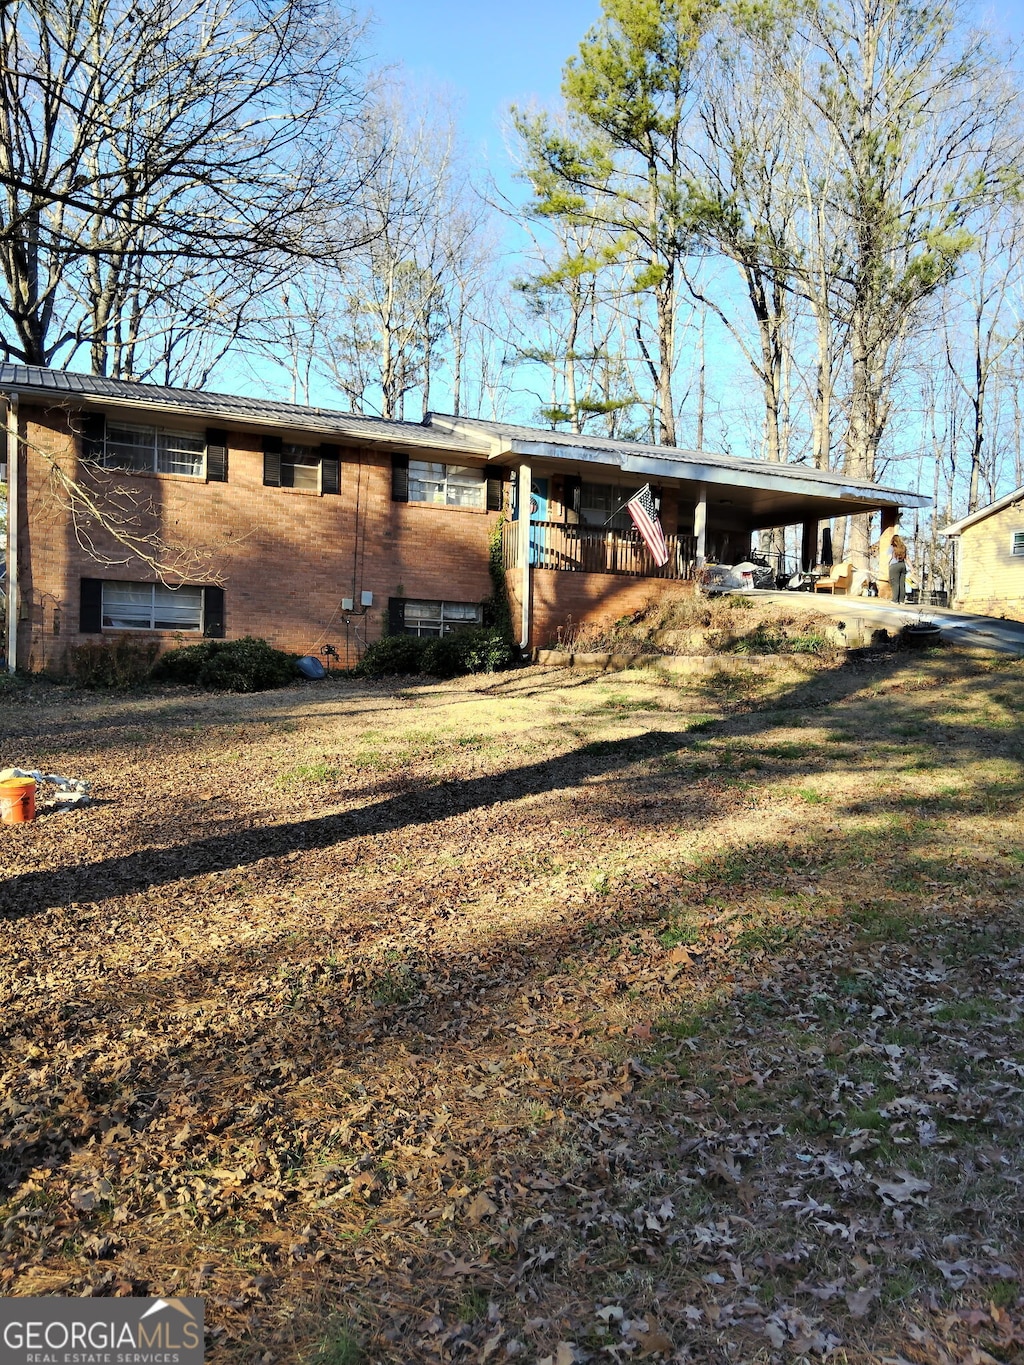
[[502, 520, 697, 580]]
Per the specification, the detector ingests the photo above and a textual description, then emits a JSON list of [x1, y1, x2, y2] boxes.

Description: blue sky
[[364, 0, 601, 186]]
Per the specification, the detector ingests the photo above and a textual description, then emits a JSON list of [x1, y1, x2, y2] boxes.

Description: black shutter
[[564, 474, 582, 521], [206, 428, 228, 483], [80, 578, 102, 633], [391, 454, 409, 502], [486, 467, 507, 513], [80, 413, 106, 462], [387, 597, 406, 635], [320, 443, 340, 495], [263, 435, 282, 486], [204, 585, 225, 638]]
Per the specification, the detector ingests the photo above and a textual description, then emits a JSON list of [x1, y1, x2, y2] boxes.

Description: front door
[[529, 478, 549, 566]]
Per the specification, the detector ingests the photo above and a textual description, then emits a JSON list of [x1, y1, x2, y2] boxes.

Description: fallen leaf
[[845, 1287, 878, 1319], [871, 1171, 932, 1203]]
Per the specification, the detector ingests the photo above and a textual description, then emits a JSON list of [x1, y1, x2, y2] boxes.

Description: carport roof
[[427, 414, 930, 530]]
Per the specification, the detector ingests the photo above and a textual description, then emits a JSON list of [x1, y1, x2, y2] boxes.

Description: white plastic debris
[[0, 767, 91, 811]]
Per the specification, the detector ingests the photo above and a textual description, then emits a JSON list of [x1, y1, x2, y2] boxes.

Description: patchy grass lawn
[[1, 652, 1024, 1365]]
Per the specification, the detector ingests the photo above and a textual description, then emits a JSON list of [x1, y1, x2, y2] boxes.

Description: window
[[1012, 531, 1024, 556], [101, 582, 204, 631], [400, 600, 483, 637], [263, 437, 340, 493], [280, 444, 320, 490], [408, 460, 486, 509], [580, 481, 631, 530], [102, 423, 206, 477]]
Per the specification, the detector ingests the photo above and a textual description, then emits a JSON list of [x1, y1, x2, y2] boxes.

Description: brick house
[[1, 366, 927, 673], [942, 486, 1024, 622]]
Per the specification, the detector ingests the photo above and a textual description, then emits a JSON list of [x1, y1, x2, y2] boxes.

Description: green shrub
[[152, 636, 296, 691], [355, 634, 429, 677], [422, 627, 515, 677], [69, 637, 160, 688], [356, 628, 515, 679]]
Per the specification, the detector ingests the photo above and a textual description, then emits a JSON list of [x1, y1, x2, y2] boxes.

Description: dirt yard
[[1, 653, 1023, 1365]]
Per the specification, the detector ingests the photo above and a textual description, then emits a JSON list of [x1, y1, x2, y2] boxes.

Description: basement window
[[101, 581, 204, 631], [408, 460, 486, 509], [402, 600, 483, 637]]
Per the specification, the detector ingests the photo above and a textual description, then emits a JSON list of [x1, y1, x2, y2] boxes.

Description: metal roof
[[426, 412, 924, 502], [0, 365, 487, 454], [0, 366, 929, 525]]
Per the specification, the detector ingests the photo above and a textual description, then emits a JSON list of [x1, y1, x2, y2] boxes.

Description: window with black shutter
[[80, 414, 106, 462], [263, 435, 282, 486], [391, 455, 409, 502], [563, 475, 582, 522], [486, 467, 508, 513], [320, 444, 340, 495], [388, 598, 406, 634], [206, 428, 228, 483], [79, 578, 103, 633], [204, 585, 226, 637]]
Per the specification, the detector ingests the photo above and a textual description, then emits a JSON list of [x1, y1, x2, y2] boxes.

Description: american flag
[[626, 484, 669, 566]]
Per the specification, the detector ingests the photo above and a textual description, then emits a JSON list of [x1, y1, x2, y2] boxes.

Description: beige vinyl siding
[[953, 498, 1024, 621]]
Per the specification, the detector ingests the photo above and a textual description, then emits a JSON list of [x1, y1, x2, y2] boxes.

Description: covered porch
[[423, 415, 930, 648]]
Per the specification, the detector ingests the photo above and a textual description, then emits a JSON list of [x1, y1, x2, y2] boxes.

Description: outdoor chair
[[813, 561, 854, 595]]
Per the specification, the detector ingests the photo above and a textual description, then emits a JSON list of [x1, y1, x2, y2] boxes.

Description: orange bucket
[[0, 777, 36, 824]]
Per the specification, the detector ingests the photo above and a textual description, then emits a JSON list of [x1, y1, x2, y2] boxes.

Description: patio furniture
[[813, 561, 854, 595]]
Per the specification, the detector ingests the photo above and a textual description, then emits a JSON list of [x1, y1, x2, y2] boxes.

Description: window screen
[[580, 482, 631, 529], [101, 582, 204, 631], [402, 600, 483, 636], [281, 444, 321, 491], [408, 460, 485, 509], [103, 424, 205, 477]]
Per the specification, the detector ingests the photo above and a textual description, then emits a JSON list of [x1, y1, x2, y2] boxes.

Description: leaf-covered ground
[[1, 652, 1023, 1365]]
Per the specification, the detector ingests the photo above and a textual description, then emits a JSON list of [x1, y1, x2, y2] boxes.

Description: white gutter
[[5, 394, 18, 673]]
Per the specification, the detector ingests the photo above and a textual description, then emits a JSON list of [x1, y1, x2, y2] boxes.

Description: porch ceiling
[[529, 460, 927, 531]]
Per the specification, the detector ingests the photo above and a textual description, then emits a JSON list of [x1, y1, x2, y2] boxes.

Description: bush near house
[[151, 636, 296, 692], [69, 637, 161, 688], [357, 626, 515, 678]]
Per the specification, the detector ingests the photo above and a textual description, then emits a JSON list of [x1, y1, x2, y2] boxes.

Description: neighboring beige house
[[943, 486, 1024, 621]]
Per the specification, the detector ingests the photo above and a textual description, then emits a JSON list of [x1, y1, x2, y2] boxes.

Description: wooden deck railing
[[502, 520, 696, 580]]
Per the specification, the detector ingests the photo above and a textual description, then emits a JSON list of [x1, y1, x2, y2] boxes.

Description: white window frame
[[101, 581, 204, 632], [403, 600, 483, 637], [1011, 530, 1024, 557], [408, 460, 486, 509], [102, 423, 206, 478]]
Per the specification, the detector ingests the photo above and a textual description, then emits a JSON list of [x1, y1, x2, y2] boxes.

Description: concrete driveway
[[752, 591, 1024, 656]]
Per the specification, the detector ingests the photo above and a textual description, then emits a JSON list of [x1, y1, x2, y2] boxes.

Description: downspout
[[517, 461, 531, 652], [5, 394, 18, 674]]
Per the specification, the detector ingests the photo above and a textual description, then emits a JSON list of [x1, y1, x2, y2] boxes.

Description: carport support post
[[694, 484, 707, 566], [517, 462, 532, 652], [801, 519, 818, 573]]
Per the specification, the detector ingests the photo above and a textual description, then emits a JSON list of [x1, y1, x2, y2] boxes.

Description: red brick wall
[[15, 404, 500, 673], [506, 566, 695, 650]]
